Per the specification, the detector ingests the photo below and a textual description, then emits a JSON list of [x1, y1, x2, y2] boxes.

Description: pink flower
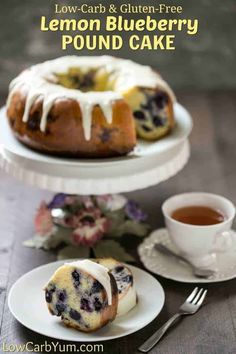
[[72, 210, 109, 247], [35, 202, 54, 236], [81, 196, 95, 209]]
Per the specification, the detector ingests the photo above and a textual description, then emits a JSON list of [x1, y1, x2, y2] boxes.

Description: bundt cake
[[44, 259, 118, 332], [7, 56, 176, 158], [96, 258, 137, 316]]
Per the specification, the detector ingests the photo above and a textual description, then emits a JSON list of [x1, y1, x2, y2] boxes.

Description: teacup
[[162, 192, 236, 265]]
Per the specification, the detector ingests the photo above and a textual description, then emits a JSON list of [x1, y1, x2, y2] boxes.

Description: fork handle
[[138, 313, 182, 353]]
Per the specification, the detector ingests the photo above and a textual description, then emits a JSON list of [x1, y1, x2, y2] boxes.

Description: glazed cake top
[[7, 56, 175, 140], [66, 259, 112, 305]]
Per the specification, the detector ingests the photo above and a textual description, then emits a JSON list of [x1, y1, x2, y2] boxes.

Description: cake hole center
[[53, 67, 113, 92]]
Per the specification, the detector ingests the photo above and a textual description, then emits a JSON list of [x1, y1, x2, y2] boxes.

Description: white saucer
[[138, 228, 236, 283], [8, 260, 165, 342]]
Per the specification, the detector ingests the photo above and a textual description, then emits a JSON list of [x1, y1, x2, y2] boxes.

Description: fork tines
[[187, 287, 207, 306]]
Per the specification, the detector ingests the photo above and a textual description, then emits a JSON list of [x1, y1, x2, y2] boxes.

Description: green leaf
[[94, 240, 135, 262], [23, 234, 55, 250], [46, 227, 72, 249], [57, 245, 89, 260], [106, 209, 126, 220], [36, 228, 72, 250], [122, 220, 149, 236], [23, 227, 74, 251], [108, 220, 149, 237], [23, 239, 36, 248]]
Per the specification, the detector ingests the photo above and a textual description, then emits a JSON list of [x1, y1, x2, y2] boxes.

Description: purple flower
[[125, 200, 147, 222], [48, 194, 67, 209]]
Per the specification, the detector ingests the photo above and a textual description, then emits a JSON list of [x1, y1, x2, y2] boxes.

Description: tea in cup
[[162, 192, 235, 265]]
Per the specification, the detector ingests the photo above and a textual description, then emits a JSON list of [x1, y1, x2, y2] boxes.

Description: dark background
[[0, 0, 236, 94]]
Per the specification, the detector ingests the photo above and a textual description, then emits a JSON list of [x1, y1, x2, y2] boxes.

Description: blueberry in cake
[[44, 259, 118, 332], [95, 258, 137, 316], [7, 56, 176, 158]]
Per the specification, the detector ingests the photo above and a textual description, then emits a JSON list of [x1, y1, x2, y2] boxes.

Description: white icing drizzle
[[67, 259, 112, 306], [100, 100, 113, 124], [23, 92, 41, 123], [40, 92, 62, 131], [7, 56, 176, 140], [81, 104, 93, 141]]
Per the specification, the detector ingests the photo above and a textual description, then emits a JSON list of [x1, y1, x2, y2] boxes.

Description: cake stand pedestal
[[0, 140, 189, 195]]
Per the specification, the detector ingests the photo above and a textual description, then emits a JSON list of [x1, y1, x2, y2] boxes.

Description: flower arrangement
[[24, 194, 149, 261]]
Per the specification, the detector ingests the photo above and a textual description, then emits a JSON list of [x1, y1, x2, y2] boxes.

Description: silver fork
[[138, 287, 207, 353]]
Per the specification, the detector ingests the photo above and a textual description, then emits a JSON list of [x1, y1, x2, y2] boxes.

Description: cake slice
[[44, 259, 118, 332], [95, 258, 137, 316]]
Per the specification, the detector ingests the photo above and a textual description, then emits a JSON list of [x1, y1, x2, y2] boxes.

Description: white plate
[[138, 228, 236, 283], [8, 260, 165, 342], [0, 103, 192, 166]]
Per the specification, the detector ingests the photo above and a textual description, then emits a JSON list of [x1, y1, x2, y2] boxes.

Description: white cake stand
[[0, 103, 192, 195]]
